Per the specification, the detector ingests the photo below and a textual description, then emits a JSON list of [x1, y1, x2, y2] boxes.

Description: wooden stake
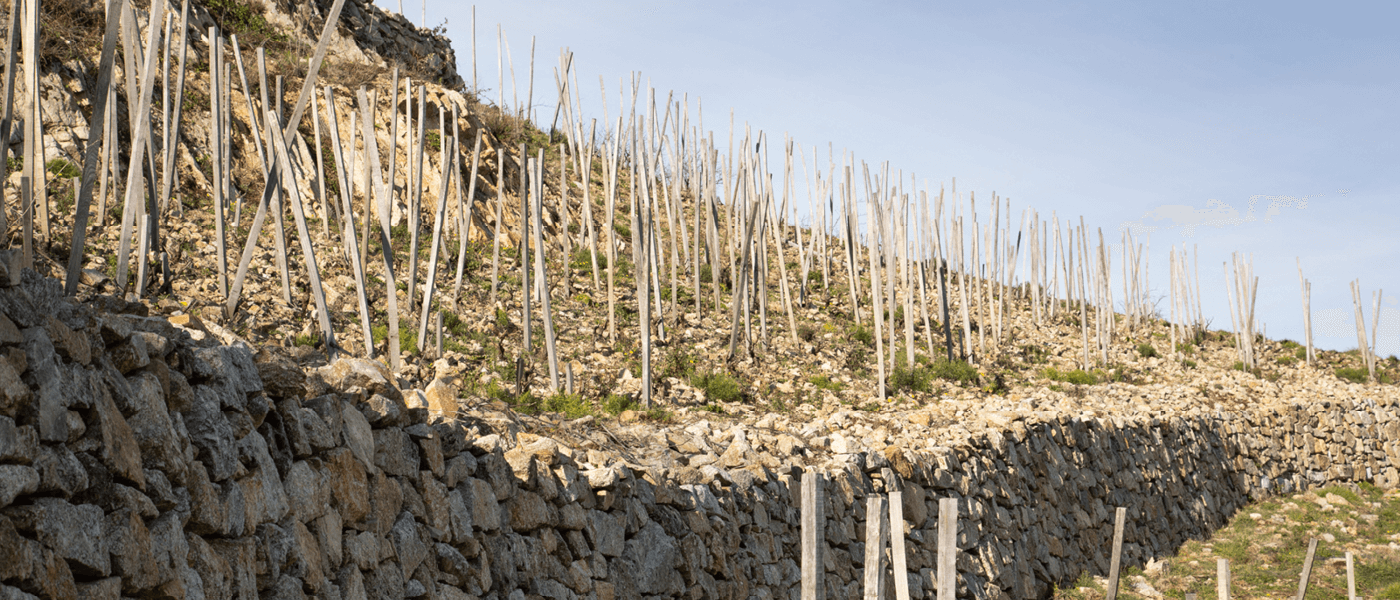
[[452, 128, 483, 305], [323, 86, 373, 357], [112, 0, 168, 294], [63, 0, 128, 295], [531, 154, 560, 391], [800, 471, 824, 600], [416, 103, 455, 354], [1218, 558, 1230, 600], [862, 495, 888, 600], [1296, 538, 1318, 600], [360, 87, 400, 371], [267, 109, 336, 351], [889, 490, 910, 600], [1106, 507, 1127, 600], [1346, 551, 1356, 600], [937, 498, 956, 600]]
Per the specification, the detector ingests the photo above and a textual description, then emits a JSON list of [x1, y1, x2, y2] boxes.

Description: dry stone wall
[[0, 267, 1396, 600]]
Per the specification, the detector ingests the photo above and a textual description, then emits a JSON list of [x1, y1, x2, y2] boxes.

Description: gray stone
[[33, 445, 87, 496], [390, 511, 429, 577], [124, 372, 187, 480], [374, 428, 420, 478], [325, 358, 401, 402], [255, 347, 306, 399], [0, 464, 38, 508], [345, 531, 379, 571], [27, 497, 109, 576], [0, 361, 30, 418], [185, 385, 238, 481], [507, 490, 551, 531], [284, 460, 330, 523], [464, 477, 500, 531], [586, 510, 625, 558], [341, 401, 378, 475], [0, 417, 37, 463], [93, 381, 145, 488]]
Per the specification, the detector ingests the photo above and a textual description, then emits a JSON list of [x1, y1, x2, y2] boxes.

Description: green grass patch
[[810, 375, 843, 391], [1336, 367, 1369, 383], [930, 358, 979, 384], [1041, 367, 1097, 385], [692, 371, 741, 403], [1136, 343, 1158, 358]]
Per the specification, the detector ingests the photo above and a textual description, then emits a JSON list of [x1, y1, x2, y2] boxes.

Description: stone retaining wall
[[0, 269, 1395, 600]]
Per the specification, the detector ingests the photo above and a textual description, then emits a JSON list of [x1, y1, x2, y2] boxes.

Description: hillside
[[0, 1, 1398, 599]]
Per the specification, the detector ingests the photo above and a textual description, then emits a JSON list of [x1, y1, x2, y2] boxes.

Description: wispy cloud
[[1118, 192, 1334, 238]]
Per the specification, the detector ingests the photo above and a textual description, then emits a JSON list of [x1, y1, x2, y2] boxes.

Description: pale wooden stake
[[407, 83, 425, 315], [531, 154, 560, 391], [0, 0, 19, 239], [113, 0, 168, 293], [800, 471, 824, 600], [323, 86, 373, 357], [862, 495, 888, 600], [1218, 558, 1230, 600], [937, 500, 957, 600], [359, 87, 400, 371], [889, 490, 910, 600], [63, 0, 129, 295], [1346, 551, 1356, 600], [268, 109, 336, 349], [452, 128, 483, 305], [1296, 537, 1318, 600], [489, 144, 504, 306], [1106, 506, 1127, 600], [416, 103, 455, 353]]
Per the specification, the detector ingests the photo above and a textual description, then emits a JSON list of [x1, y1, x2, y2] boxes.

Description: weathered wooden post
[[862, 495, 888, 600], [1106, 507, 1127, 600], [937, 498, 956, 600], [889, 490, 910, 600], [1217, 558, 1230, 600], [1296, 538, 1318, 600], [800, 471, 824, 600]]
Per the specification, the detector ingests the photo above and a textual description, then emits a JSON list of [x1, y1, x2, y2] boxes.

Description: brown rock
[[0, 313, 21, 346], [424, 377, 458, 416], [255, 348, 306, 399], [93, 382, 146, 489], [44, 315, 90, 366]]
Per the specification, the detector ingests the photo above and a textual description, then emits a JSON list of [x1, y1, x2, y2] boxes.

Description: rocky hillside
[[1, 1, 1398, 599]]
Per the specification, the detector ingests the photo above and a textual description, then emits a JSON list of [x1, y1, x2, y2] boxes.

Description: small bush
[[847, 325, 874, 347], [1280, 339, 1302, 350], [602, 394, 636, 415], [1231, 361, 1247, 372], [544, 394, 593, 419], [1336, 367, 1369, 384], [692, 371, 741, 403], [844, 346, 869, 373], [660, 347, 695, 380], [930, 359, 979, 385], [797, 323, 818, 342], [1136, 343, 1158, 358], [1295, 347, 1308, 359], [495, 308, 511, 331], [1182, 359, 1197, 369], [807, 270, 822, 283], [891, 364, 933, 394], [810, 375, 843, 391], [699, 264, 713, 283], [1276, 356, 1297, 367], [1042, 367, 1097, 385]]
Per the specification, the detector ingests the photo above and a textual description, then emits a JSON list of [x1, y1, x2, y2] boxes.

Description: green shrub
[[699, 264, 713, 283], [1276, 356, 1296, 367], [46, 158, 79, 178], [1136, 343, 1157, 358], [661, 347, 695, 380], [809, 375, 843, 391], [1182, 359, 1197, 369], [602, 394, 636, 415], [544, 394, 593, 419], [692, 371, 741, 403], [1041, 367, 1097, 385], [1295, 346, 1308, 359], [847, 325, 874, 347], [1231, 361, 1247, 372], [930, 358, 979, 384], [807, 270, 822, 283], [1336, 367, 1369, 384], [891, 364, 933, 394], [797, 323, 818, 342]]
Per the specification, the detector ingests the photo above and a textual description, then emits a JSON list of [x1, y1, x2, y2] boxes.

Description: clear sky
[[400, 0, 1400, 355]]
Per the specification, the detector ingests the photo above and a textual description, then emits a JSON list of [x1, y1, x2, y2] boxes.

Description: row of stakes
[[798, 473, 1361, 600]]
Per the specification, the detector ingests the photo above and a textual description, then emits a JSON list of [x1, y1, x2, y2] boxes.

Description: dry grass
[[1054, 484, 1400, 599]]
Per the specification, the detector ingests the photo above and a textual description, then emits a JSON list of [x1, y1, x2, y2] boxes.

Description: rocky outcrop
[[0, 266, 1396, 600]]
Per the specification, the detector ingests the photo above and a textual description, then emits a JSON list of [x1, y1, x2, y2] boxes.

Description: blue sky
[[398, 1, 1400, 355]]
